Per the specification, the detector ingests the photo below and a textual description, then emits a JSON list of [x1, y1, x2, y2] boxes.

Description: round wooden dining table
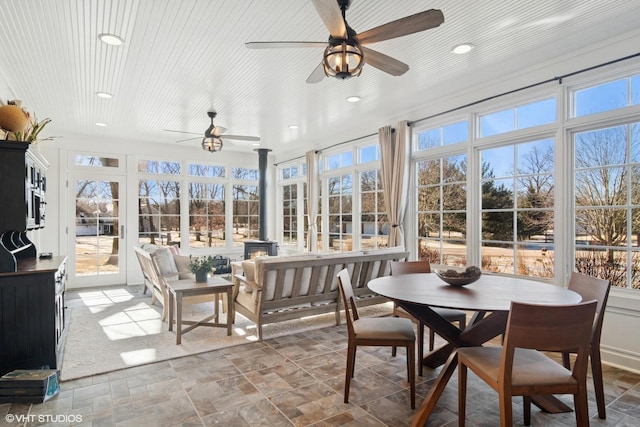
[[368, 273, 582, 426]]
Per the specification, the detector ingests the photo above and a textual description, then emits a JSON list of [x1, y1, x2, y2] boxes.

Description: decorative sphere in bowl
[[435, 266, 482, 286]]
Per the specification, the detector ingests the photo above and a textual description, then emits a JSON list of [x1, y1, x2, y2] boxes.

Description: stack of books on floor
[[0, 370, 60, 403]]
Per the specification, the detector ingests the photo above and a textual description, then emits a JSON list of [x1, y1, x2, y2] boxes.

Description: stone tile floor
[[2, 318, 640, 426]]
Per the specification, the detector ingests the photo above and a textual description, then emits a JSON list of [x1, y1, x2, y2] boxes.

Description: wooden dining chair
[[390, 260, 467, 376], [337, 268, 416, 409], [561, 272, 611, 419], [457, 300, 597, 427]]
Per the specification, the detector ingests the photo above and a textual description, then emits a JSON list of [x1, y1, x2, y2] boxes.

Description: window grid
[[573, 122, 640, 288], [138, 179, 181, 247], [479, 139, 555, 277], [359, 169, 388, 250], [416, 156, 468, 266]]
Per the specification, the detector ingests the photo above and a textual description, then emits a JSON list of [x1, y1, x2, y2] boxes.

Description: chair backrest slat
[[504, 300, 596, 353], [568, 272, 611, 343], [337, 268, 359, 336], [390, 260, 431, 275]]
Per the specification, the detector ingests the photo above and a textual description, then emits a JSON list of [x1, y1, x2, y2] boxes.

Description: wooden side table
[[166, 277, 234, 344]]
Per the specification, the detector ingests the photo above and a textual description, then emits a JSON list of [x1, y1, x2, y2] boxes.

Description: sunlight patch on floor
[[102, 321, 149, 340], [79, 288, 135, 307], [94, 301, 164, 339], [120, 348, 158, 366]]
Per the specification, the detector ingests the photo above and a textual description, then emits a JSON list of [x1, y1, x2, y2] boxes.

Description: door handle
[[120, 225, 125, 239]]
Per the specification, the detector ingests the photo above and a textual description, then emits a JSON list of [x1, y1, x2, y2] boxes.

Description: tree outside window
[[480, 139, 555, 277], [574, 123, 640, 288]]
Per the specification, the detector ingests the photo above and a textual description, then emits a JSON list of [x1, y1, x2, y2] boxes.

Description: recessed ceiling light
[[95, 122, 107, 127], [288, 124, 299, 129], [252, 142, 261, 147], [98, 33, 124, 46], [452, 43, 474, 54], [96, 91, 112, 99], [346, 96, 361, 103]]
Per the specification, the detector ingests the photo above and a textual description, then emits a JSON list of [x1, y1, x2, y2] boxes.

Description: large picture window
[[278, 162, 308, 250], [360, 169, 388, 250], [138, 178, 181, 246], [480, 138, 555, 277], [282, 183, 298, 248], [416, 155, 467, 265], [327, 174, 353, 251], [573, 123, 640, 288], [188, 182, 225, 248], [232, 184, 259, 246]]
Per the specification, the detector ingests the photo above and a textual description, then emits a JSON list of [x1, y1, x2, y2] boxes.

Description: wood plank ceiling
[[0, 0, 639, 158]]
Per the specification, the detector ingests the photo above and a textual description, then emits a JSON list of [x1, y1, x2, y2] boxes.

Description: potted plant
[[189, 255, 217, 283]]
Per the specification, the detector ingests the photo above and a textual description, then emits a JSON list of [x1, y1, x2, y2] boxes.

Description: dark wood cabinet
[[0, 141, 62, 376], [0, 141, 46, 234], [0, 257, 67, 376]]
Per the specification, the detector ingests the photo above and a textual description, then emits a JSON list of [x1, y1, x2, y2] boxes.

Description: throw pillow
[[241, 260, 256, 293], [140, 243, 160, 253], [151, 247, 178, 277], [173, 255, 191, 274]]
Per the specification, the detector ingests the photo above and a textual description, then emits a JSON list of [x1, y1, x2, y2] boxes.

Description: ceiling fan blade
[[357, 9, 444, 45], [222, 134, 261, 142], [311, 0, 347, 38], [212, 126, 227, 136], [245, 41, 326, 49], [163, 129, 201, 135], [175, 137, 200, 143], [306, 62, 326, 84], [361, 47, 409, 76]]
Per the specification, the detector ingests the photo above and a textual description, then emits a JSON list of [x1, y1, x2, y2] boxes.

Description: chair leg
[[418, 322, 425, 377], [498, 390, 513, 427], [523, 396, 532, 426], [574, 386, 590, 427], [408, 342, 416, 409], [562, 351, 571, 369], [391, 313, 398, 357], [351, 346, 357, 378], [458, 363, 467, 427], [345, 343, 356, 403], [428, 328, 435, 351], [161, 302, 167, 321], [590, 347, 607, 419]]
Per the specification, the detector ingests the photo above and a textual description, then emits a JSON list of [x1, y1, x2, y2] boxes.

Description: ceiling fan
[[245, 0, 444, 83], [163, 111, 260, 152]]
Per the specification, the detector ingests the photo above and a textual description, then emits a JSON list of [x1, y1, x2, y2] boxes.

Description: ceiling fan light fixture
[[202, 136, 223, 153], [323, 39, 364, 80]]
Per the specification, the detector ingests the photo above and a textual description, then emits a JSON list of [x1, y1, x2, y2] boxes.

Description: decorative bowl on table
[[435, 266, 482, 286]]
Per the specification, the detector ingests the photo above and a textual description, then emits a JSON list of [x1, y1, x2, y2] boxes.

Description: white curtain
[[305, 150, 320, 252], [380, 121, 411, 247]]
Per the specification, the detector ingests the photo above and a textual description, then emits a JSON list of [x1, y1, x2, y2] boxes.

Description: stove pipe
[[256, 148, 271, 241]]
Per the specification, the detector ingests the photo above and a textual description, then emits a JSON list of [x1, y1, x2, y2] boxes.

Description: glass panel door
[[71, 176, 125, 287]]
